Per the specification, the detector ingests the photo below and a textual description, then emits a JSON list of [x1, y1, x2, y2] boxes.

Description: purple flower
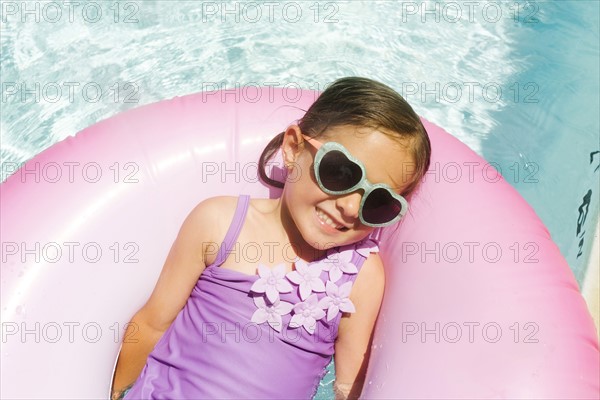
[[319, 248, 358, 283], [318, 281, 356, 321], [250, 263, 293, 303], [286, 259, 325, 300], [289, 294, 326, 335], [250, 296, 293, 333]]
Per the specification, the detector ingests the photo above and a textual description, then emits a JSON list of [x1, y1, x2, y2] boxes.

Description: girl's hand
[[333, 381, 353, 400], [111, 383, 133, 400]]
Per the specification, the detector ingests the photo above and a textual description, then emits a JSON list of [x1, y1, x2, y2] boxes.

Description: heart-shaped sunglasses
[[300, 134, 409, 227]]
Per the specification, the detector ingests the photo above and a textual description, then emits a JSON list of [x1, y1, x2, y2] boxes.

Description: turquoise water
[[1, 1, 599, 398]]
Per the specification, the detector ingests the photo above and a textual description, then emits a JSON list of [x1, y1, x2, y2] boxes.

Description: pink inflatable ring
[[1, 87, 599, 399]]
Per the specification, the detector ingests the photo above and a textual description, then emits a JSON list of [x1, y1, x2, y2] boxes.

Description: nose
[[336, 191, 362, 221]]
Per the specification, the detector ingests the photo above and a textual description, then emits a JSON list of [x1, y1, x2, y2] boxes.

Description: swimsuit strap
[[211, 194, 251, 268], [368, 227, 382, 243]]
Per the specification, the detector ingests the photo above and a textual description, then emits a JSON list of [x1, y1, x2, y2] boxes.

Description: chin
[[306, 227, 367, 251]]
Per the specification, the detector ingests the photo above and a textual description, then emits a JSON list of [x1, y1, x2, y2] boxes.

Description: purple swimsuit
[[124, 195, 380, 399]]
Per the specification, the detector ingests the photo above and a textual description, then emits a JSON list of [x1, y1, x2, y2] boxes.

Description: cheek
[[287, 161, 320, 196], [283, 174, 315, 213], [294, 159, 314, 184]]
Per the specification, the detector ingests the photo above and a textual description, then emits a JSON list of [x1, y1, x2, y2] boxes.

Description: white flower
[[286, 259, 325, 300], [250, 263, 293, 303], [289, 294, 326, 335], [318, 281, 356, 321], [250, 296, 293, 332], [319, 248, 358, 283]]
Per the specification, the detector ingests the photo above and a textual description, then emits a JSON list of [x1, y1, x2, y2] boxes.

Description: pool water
[[1, 1, 598, 398]]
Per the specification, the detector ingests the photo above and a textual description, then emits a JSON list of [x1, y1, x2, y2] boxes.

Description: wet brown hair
[[258, 77, 431, 201]]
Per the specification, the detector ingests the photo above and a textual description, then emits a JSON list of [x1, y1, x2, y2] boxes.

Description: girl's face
[[280, 124, 414, 251]]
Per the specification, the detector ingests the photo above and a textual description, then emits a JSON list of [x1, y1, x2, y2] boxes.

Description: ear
[[280, 125, 305, 166]]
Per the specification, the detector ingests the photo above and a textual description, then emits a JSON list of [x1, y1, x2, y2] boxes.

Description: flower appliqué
[[250, 296, 293, 332], [250, 263, 293, 303], [249, 239, 379, 335], [289, 294, 326, 334], [318, 281, 356, 321], [354, 238, 379, 258], [320, 247, 358, 283], [286, 258, 325, 300]]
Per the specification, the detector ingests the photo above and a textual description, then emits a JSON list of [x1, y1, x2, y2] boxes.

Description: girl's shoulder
[[193, 194, 241, 233], [188, 196, 238, 267], [196, 195, 272, 223], [196, 195, 273, 216], [189, 195, 239, 224], [193, 195, 277, 263], [196, 195, 240, 214]]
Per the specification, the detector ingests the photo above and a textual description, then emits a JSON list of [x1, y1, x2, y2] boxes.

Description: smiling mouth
[[316, 207, 350, 232]]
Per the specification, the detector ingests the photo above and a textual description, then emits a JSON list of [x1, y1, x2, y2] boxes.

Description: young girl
[[111, 77, 431, 400]]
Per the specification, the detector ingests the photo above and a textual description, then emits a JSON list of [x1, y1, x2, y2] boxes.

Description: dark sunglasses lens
[[319, 150, 362, 192], [363, 188, 403, 225]]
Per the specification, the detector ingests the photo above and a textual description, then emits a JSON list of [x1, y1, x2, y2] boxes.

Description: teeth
[[317, 208, 343, 230]]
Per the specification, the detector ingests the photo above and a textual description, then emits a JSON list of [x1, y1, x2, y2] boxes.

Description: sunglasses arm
[[301, 135, 323, 150]]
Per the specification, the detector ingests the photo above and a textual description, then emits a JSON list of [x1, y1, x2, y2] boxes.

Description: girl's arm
[[111, 197, 223, 399], [333, 252, 385, 400]]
